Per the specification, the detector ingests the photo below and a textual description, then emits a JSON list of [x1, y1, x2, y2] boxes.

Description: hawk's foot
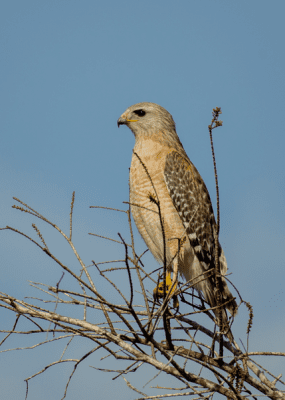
[[153, 271, 179, 308]]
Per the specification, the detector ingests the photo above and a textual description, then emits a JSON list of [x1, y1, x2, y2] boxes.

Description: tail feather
[[203, 279, 237, 342]]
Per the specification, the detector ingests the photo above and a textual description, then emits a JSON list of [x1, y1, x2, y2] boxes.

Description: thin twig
[[69, 191, 75, 240]]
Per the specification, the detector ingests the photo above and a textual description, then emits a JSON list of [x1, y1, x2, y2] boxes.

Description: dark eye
[[134, 109, 146, 117]]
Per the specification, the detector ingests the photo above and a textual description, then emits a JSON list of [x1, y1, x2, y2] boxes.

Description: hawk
[[117, 102, 237, 329]]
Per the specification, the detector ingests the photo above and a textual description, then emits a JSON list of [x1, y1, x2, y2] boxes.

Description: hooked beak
[[117, 117, 126, 127], [117, 117, 138, 128]]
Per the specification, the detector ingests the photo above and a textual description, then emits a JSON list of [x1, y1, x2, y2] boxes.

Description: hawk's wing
[[164, 150, 237, 319], [164, 150, 218, 272]]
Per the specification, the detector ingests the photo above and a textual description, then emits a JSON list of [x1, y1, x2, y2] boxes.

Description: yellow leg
[[165, 271, 172, 291], [153, 270, 179, 308]]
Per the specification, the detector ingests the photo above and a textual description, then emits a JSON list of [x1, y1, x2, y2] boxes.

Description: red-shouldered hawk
[[117, 102, 237, 329]]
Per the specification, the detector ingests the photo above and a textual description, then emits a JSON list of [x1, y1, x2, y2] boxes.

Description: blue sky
[[1, 1, 285, 399]]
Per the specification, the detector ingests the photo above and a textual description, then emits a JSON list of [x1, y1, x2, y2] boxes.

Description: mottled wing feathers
[[164, 151, 217, 271]]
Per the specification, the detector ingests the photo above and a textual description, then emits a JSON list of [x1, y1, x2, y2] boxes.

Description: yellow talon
[[153, 271, 179, 308]]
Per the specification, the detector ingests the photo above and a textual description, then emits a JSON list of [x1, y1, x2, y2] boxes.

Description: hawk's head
[[117, 102, 176, 138]]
